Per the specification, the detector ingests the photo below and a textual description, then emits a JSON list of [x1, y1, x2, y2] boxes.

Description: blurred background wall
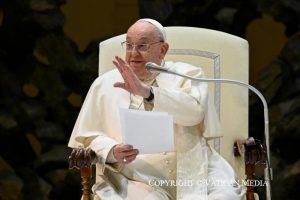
[[0, 0, 299, 199]]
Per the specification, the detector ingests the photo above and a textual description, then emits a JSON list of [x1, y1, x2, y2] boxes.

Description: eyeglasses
[[121, 41, 163, 52]]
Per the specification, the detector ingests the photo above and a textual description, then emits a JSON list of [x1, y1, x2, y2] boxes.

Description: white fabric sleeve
[[68, 75, 120, 163], [89, 135, 118, 164], [153, 68, 207, 126], [153, 62, 222, 138], [152, 86, 206, 126]]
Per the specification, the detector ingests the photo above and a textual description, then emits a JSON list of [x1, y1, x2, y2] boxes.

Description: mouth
[[129, 60, 145, 66]]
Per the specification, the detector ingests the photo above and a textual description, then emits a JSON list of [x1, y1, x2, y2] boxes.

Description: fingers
[[114, 144, 133, 152], [113, 60, 123, 73], [113, 144, 139, 164], [123, 154, 138, 164], [113, 56, 129, 74], [113, 82, 126, 89], [113, 56, 136, 79], [115, 56, 126, 66], [112, 56, 145, 96], [113, 82, 131, 90]]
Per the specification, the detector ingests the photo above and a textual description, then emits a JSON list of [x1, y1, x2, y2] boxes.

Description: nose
[[130, 46, 140, 56]]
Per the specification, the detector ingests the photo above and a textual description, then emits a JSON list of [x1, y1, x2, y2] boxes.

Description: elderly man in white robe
[[68, 18, 245, 200]]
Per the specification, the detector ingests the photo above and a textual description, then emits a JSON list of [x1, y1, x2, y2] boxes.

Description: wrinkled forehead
[[126, 22, 160, 42]]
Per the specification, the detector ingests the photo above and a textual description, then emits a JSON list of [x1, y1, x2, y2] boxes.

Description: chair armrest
[[69, 147, 96, 200], [234, 137, 266, 200]]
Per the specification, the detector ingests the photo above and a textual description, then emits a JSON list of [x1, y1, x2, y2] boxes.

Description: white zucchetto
[[137, 18, 167, 41]]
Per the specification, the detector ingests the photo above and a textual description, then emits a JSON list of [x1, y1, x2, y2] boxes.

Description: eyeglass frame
[[121, 41, 164, 52]]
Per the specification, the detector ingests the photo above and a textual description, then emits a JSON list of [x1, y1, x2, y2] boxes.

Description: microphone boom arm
[[146, 62, 272, 200]]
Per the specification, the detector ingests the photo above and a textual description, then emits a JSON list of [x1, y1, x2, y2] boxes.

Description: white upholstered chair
[[70, 27, 261, 200], [99, 26, 248, 178]]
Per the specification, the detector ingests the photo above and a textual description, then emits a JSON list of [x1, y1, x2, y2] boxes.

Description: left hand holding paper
[[113, 144, 139, 164]]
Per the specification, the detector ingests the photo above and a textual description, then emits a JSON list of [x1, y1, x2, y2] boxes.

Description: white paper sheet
[[119, 108, 174, 154]]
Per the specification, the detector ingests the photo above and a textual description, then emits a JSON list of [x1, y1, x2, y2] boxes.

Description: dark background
[[0, 0, 299, 199]]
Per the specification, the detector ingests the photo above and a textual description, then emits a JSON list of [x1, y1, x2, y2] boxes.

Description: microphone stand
[[146, 63, 272, 200]]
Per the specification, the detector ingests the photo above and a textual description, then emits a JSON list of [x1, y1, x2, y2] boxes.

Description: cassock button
[[162, 152, 167, 155], [165, 160, 170, 164], [168, 169, 173, 174]]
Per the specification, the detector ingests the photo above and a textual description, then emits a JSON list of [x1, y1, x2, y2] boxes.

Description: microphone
[[145, 61, 272, 200], [145, 62, 170, 73]]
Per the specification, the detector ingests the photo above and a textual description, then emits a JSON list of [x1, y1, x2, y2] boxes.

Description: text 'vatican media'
[[148, 179, 268, 187]]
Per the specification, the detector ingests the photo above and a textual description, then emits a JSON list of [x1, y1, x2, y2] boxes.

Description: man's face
[[124, 22, 168, 74]]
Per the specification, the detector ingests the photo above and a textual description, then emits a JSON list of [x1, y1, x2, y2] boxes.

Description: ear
[[159, 42, 169, 59]]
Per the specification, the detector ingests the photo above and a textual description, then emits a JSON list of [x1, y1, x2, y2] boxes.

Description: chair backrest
[[98, 26, 249, 180]]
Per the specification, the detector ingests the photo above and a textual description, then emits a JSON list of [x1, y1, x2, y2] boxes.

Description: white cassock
[[68, 61, 246, 200]]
